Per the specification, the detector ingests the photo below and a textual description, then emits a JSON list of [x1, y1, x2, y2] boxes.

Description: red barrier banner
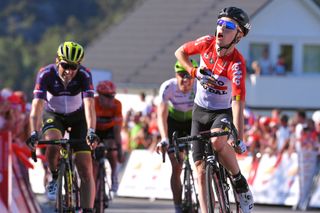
[[0, 131, 12, 210]]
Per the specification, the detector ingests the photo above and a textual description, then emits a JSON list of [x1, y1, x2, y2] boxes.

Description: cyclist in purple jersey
[[26, 41, 99, 213]]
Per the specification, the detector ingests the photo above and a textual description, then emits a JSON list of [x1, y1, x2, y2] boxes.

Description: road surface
[[37, 194, 319, 213]]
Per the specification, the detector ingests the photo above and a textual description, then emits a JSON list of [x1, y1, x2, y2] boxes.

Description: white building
[[84, 0, 320, 111]]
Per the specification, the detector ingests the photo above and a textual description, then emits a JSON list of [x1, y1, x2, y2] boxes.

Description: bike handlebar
[[31, 139, 85, 162], [175, 131, 229, 143], [172, 120, 239, 163], [37, 139, 84, 145]]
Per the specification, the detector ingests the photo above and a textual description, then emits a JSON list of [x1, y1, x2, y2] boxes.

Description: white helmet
[[312, 110, 320, 124]]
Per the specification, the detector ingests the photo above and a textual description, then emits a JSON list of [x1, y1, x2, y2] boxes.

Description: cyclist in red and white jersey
[[175, 7, 254, 213]]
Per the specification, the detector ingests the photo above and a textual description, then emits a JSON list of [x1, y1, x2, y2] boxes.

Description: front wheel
[[182, 166, 199, 213], [224, 172, 241, 213], [56, 162, 69, 213], [206, 164, 227, 213], [72, 167, 81, 211]]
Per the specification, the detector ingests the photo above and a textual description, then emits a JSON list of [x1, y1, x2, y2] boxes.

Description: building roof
[[84, 0, 271, 91]]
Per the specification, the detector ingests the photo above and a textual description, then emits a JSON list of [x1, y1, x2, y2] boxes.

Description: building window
[[279, 45, 293, 73], [249, 43, 269, 63], [303, 45, 320, 73], [249, 43, 272, 75]]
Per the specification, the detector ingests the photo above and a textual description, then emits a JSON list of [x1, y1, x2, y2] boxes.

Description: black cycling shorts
[[191, 104, 232, 162], [96, 127, 117, 148], [42, 109, 90, 152], [96, 127, 115, 140], [167, 115, 192, 153]]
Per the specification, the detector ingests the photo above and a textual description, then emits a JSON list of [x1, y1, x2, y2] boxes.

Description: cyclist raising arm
[[94, 80, 123, 193], [156, 60, 198, 213], [26, 41, 99, 213], [175, 7, 253, 213]]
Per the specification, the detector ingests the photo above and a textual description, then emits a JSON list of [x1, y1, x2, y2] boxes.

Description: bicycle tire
[[72, 167, 81, 211], [190, 169, 200, 212], [182, 167, 192, 212], [224, 172, 240, 213], [56, 162, 66, 213], [65, 167, 74, 209], [95, 162, 108, 213], [206, 164, 228, 213]]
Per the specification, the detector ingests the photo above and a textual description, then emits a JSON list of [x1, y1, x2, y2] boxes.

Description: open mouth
[[217, 32, 224, 38]]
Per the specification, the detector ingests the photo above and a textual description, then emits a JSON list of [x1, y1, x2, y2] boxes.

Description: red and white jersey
[[183, 35, 246, 110]]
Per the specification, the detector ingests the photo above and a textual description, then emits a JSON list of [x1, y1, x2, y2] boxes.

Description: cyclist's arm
[[175, 46, 195, 74], [83, 97, 96, 130], [157, 101, 169, 140], [232, 100, 244, 141], [29, 98, 45, 132]]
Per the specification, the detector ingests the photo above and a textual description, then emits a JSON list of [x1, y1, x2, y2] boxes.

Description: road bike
[[32, 139, 81, 213], [93, 143, 117, 213], [172, 121, 241, 213], [171, 131, 200, 213]]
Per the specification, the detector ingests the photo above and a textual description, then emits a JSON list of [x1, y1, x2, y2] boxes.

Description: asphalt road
[[37, 193, 319, 213]]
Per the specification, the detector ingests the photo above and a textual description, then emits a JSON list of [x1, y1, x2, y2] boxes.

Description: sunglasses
[[177, 72, 191, 79], [217, 19, 237, 30], [60, 62, 78, 70]]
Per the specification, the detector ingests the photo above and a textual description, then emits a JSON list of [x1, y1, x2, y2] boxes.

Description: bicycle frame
[[93, 144, 116, 213], [32, 139, 81, 213], [172, 132, 200, 213], [204, 140, 240, 213], [182, 142, 200, 213], [173, 121, 240, 213]]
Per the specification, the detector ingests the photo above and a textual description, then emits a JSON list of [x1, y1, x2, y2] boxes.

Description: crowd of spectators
[[1, 87, 319, 161], [0, 88, 30, 143], [121, 92, 160, 157], [118, 92, 320, 162], [1, 87, 320, 209], [244, 108, 320, 158]]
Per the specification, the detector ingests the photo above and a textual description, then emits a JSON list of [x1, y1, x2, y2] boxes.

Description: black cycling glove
[[26, 131, 39, 149]]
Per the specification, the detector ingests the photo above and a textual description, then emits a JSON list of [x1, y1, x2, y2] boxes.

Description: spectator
[[312, 110, 320, 142], [146, 111, 160, 151], [258, 48, 273, 75], [275, 114, 290, 155], [245, 118, 261, 157], [258, 116, 276, 155], [128, 111, 148, 150], [271, 108, 281, 125], [0, 95, 9, 130], [133, 92, 150, 116], [295, 118, 319, 210], [294, 110, 307, 152], [274, 54, 286, 75], [250, 60, 261, 76]]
